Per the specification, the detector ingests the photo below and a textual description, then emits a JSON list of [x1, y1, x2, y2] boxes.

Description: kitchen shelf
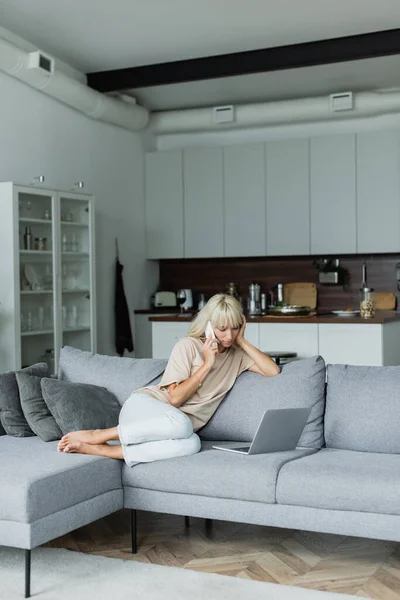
[[63, 327, 90, 333], [21, 330, 54, 337], [62, 289, 90, 294], [20, 250, 52, 256], [19, 218, 52, 225], [21, 290, 53, 295], [61, 221, 88, 228]]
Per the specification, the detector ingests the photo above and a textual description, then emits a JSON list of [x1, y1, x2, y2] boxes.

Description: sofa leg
[[185, 516, 190, 527], [131, 509, 137, 554], [205, 518, 213, 534], [25, 549, 31, 598]]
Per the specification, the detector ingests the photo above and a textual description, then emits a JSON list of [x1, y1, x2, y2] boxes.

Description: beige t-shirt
[[137, 337, 255, 431]]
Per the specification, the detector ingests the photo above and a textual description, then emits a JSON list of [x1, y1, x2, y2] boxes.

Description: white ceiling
[[1, 0, 400, 111]]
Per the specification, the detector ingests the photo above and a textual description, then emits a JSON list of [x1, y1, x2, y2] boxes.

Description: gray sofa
[[1, 346, 400, 598]]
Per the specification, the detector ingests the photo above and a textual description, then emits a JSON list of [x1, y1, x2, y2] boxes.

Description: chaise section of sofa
[[0, 433, 123, 597], [0, 436, 123, 549]]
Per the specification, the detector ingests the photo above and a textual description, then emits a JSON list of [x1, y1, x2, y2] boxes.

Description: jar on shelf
[[37, 237, 47, 251], [225, 282, 240, 299], [360, 287, 376, 319], [43, 208, 51, 220]]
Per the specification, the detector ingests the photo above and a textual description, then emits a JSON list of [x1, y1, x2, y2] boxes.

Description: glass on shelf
[[62, 264, 81, 290], [21, 306, 53, 332], [38, 306, 45, 330], [19, 199, 33, 218], [42, 264, 53, 290], [62, 305, 80, 330]]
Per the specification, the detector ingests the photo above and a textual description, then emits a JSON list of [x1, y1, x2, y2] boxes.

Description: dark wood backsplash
[[158, 254, 400, 311]]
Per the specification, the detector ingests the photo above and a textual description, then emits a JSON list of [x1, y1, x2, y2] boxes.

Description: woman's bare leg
[[57, 427, 119, 451], [62, 441, 124, 459]]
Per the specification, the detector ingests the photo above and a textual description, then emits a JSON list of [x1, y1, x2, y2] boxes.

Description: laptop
[[212, 407, 311, 455]]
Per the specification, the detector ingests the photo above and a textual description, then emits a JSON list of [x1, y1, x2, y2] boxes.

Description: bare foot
[[63, 441, 124, 460], [58, 429, 112, 451], [63, 441, 93, 454]]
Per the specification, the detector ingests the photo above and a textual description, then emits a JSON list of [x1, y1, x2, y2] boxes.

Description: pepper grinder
[[23, 226, 32, 250]]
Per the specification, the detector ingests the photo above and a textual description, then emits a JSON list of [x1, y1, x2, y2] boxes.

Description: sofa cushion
[[199, 356, 326, 448], [0, 363, 48, 437], [59, 346, 167, 405], [41, 378, 121, 435], [16, 372, 62, 442], [0, 436, 122, 523], [122, 441, 316, 504], [276, 447, 400, 516], [325, 364, 400, 453]]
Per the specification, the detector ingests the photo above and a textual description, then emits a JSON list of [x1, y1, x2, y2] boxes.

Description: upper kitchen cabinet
[[266, 139, 310, 256], [356, 130, 400, 253], [223, 143, 266, 257], [310, 134, 356, 255], [145, 151, 184, 259], [183, 147, 224, 258]]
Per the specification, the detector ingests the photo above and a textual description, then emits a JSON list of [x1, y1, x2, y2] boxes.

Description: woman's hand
[[202, 335, 219, 368], [236, 316, 246, 347]]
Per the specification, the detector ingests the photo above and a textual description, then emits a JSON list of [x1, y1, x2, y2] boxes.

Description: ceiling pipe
[[149, 91, 400, 134], [0, 35, 149, 132]]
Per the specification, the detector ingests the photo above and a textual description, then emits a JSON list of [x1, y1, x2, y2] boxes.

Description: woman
[[57, 294, 280, 465]]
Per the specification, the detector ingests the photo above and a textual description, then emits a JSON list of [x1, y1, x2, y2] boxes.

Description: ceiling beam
[[87, 28, 400, 93]]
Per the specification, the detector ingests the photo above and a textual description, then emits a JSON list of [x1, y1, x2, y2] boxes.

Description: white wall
[[0, 71, 158, 356]]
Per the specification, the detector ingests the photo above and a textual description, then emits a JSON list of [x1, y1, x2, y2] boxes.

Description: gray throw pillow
[[40, 378, 121, 435], [16, 372, 63, 442], [0, 363, 49, 437]]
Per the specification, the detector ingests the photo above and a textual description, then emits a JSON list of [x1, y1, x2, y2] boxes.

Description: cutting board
[[375, 292, 396, 310], [283, 283, 317, 310]]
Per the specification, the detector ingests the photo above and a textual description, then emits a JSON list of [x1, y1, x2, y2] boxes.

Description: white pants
[[118, 392, 201, 467]]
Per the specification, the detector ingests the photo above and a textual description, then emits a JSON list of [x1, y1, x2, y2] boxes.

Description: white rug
[[0, 546, 356, 600]]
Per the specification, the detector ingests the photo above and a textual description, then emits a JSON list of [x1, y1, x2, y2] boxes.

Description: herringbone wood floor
[[45, 509, 400, 598]]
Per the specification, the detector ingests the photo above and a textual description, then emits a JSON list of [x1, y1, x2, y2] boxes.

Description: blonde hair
[[188, 294, 244, 339]]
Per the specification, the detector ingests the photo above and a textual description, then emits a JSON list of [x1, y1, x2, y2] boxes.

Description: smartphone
[[205, 320, 217, 347]]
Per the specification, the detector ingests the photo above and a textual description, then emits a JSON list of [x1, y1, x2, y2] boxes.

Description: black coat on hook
[[114, 239, 133, 356]]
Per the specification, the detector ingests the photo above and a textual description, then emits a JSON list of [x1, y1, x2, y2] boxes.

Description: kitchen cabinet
[[319, 324, 384, 366], [259, 323, 319, 360], [266, 139, 310, 256], [145, 151, 184, 259], [151, 321, 259, 360], [147, 319, 400, 367], [152, 321, 191, 359], [223, 143, 266, 257], [134, 313, 175, 358], [242, 322, 259, 349], [310, 134, 356, 254], [183, 147, 224, 258], [0, 182, 96, 373], [356, 130, 400, 253]]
